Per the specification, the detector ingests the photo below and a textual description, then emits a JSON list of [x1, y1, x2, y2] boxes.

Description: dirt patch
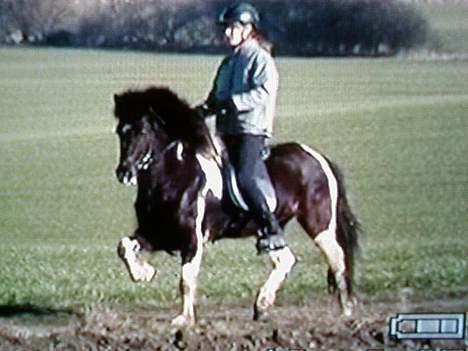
[[0, 296, 466, 351]]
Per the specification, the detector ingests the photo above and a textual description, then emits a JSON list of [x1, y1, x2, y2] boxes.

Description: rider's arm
[[231, 51, 278, 113]]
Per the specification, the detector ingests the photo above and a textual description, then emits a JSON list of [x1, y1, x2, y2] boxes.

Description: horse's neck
[[137, 169, 156, 191], [138, 135, 174, 189]]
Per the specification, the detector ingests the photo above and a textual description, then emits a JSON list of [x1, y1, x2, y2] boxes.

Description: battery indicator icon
[[389, 313, 466, 340]]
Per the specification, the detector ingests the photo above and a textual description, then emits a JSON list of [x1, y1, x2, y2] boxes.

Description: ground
[[1, 294, 466, 351]]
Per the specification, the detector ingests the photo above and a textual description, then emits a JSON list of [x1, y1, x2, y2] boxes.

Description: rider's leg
[[227, 134, 286, 253]]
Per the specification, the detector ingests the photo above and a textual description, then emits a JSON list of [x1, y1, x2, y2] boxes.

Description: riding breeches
[[222, 134, 280, 236]]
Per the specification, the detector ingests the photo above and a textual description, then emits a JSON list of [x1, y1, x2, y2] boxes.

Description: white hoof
[[171, 314, 195, 328], [130, 260, 157, 282], [253, 303, 270, 321], [254, 292, 275, 321], [342, 301, 354, 318], [117, 237, 157, 282]]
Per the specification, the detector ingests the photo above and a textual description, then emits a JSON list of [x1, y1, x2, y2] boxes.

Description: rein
[[133, 108, 224, 180], [133, 111, 169, 172], [135, 139, 181, 173]]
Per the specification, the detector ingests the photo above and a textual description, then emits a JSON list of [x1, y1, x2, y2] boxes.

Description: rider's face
[[224, 22, 252, 47]]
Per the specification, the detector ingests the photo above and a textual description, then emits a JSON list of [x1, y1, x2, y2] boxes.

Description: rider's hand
[[214, 98, 236, 115], [194, 103, 213, 118]]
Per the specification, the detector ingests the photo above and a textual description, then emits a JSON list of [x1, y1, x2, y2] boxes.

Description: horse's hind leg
[[314, 229, 353, 317], [117, 236, 156, 282], [254, 246, 296, 320]]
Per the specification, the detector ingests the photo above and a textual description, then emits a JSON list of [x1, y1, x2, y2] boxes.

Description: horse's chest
[[136, 185, 199, 249]]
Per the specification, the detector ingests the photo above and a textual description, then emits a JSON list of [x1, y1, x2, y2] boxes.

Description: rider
[[197, 2, 286, 253]]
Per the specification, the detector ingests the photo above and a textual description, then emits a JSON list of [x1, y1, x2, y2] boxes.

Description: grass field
[[418, 1, 468, 52], [0, 46, 466, 316]]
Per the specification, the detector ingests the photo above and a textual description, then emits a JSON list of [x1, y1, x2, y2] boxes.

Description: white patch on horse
[[172, 190, 206, 327], [117, 237, 156, 282], [176, 142, 184, 161], [123, 175, 137, 187], [299, 144, 338, 235], [196, 154, 223, 199], [299, 144, 342, 263], [255, 247, 296, 315], [299, 144, 352, 316]]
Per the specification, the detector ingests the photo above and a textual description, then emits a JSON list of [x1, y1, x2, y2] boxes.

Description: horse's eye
[[119, 124, 132, 135]]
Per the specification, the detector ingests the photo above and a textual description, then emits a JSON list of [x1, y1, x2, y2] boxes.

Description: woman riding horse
[[197, 2, 285, 254]]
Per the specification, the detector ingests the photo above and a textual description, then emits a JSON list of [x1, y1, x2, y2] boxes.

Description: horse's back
[[267, 142, 337, 232], [268, 142, 329, 189]]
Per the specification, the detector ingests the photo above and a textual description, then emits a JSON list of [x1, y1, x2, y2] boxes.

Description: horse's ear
[[113, 94, 123, 119]]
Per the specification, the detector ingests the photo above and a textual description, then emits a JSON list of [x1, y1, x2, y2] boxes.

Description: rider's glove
[[214, 98, 236, 115], [194, 103, 213, 118]]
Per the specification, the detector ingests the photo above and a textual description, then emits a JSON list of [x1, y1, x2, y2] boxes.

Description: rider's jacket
[[208, 38, 279, 138]]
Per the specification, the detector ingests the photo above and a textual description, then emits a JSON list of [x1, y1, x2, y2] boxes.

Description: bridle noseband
[[129, 111, 171, 175], [135, 149, 154, 171]]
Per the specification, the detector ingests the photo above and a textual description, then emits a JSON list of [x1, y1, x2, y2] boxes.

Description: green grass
[[0, 46, 467, 312]]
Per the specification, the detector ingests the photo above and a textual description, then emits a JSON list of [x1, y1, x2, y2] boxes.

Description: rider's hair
[[251, 28, 274, 55]]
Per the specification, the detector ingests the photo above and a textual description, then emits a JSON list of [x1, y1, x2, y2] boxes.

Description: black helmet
[[217, 2, 260, 27]]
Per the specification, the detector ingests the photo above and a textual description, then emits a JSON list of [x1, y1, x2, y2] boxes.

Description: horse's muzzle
[[116, 163, 137, 186]]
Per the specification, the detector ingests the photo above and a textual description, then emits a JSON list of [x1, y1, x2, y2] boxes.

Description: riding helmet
[[217, 2, 261, 27]]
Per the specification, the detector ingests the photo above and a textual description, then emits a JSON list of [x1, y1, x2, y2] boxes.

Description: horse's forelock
[[113, 90, 151, 124], [144, 87, 192, 119], [114, 86, 215, 156]]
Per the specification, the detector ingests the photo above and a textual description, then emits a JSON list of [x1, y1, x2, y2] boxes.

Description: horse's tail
[[329, 161, 362, 295]]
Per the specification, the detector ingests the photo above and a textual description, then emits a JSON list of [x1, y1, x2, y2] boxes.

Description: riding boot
[[255, 203, 287, 254]]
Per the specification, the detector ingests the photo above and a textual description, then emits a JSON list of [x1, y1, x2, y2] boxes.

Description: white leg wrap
[[255, 246, 296, 313]]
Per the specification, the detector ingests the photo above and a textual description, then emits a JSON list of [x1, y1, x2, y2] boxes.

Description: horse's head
[[113, 86, 217, 185], [113, 91, 169, 186]]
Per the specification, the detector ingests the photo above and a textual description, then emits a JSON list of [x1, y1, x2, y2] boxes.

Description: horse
[[112, 86, 361, 328]]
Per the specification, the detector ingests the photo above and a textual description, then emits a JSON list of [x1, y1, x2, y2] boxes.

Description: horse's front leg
[[254, 246, 296, 320], [117, 236, 156, 282], [171, 243, 203, 328], [171, 192, 207, 328]]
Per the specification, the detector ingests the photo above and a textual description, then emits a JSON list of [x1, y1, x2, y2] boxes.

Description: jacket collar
[[233, 38, 258, 53]]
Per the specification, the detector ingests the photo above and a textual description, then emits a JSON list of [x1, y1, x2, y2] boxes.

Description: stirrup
[[256, 233, 287, 254]]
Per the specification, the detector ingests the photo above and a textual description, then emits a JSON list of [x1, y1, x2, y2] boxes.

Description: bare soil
[[0, 295, 466, 351]]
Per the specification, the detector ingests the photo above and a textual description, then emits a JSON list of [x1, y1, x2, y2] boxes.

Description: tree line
[[0, 0, 430, 56]]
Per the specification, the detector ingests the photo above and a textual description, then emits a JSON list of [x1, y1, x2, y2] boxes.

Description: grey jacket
[[208, 39, 279, 137]]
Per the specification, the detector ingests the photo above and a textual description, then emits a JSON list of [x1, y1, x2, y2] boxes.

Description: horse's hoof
[[129, 261, 157, 282], [171, 314, 195, 329], [253, 306, 270, 321], [141, 263, 157, 282], [341, 302, 354, 318]]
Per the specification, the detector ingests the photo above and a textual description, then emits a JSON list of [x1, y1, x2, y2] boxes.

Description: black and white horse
[[113, 87, 361, 327]]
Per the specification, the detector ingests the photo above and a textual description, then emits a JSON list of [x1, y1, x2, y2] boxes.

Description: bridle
[[128, 111, 172, 174], [135, 148, 153, 171]]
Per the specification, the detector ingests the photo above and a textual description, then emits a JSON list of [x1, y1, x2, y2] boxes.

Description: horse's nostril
[[116, 163, 136, 186], [116, 165, 126, 182]]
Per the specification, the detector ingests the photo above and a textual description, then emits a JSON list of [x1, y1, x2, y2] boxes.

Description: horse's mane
[[114, 86, 214, 156]]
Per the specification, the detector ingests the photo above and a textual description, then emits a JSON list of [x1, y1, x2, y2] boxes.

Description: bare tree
[[0, 0, 429, 55], [1, 0, 75, 43]]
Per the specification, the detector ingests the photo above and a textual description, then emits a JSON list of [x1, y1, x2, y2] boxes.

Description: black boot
[[255, 210, 287, 254]]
